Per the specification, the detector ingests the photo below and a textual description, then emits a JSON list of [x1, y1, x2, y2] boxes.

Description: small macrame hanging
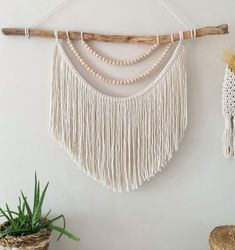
[[50, 31, 187, 192], [222, 65, 235, 158]]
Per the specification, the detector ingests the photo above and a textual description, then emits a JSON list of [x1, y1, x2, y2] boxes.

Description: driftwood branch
[[1, 24, 229, 44]]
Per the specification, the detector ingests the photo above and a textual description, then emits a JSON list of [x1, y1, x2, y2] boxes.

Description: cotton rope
[[24, 0, 194, 41], [29, 0, 73, 28], [50, 38, 187, 192], [222, 66, 235, 158], [26, 0, 190, 191], [157, 0, 190, 30]]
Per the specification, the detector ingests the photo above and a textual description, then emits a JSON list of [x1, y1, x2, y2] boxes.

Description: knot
[[66, 30, 70, 40], [179, 31, 184, 41], [190, 29, 196, 39], [156, 34, 160, 45], [25, 27, 31, 39], [170, 33, 174, 43], [81, 31, 84, 41], [54, 30, 59, 42]]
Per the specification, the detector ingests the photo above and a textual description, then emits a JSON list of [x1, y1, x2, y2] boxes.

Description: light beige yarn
[[222, 66, 235, 158], [50, 39, 187, 192]]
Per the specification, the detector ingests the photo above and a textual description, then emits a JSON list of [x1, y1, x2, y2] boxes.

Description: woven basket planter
[[209, 225, 235, 250], [0, 222, 51, 250]]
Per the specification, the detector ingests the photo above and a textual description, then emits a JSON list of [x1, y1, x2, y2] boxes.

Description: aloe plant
[[0, 173, 79, 242]]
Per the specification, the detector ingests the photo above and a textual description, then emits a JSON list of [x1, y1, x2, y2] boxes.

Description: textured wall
[[0, 1, 235, 249]]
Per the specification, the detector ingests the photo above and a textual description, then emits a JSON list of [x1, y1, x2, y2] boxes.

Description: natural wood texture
[[209, 225, 235, 250], [1, 24, 228, 44]]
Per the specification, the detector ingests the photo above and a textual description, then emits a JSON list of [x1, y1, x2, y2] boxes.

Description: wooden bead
[[66, 38, 171, 85], [81, 39, 159, 66]]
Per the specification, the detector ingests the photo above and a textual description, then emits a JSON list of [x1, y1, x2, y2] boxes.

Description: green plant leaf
[[20, 192, 33, 220], [0, 173, 79, 244], [32, 182, 49, 227], [0, 210, 18, 217], [0, 232, 8, 240], [0, 207, 12, 226], [5, 204, 16, 229], [22, 199, 26, 215], [44, 209, 51, 218], [41, 215, 65, 227], [33, 172, 38, 213], [17, 205, 22, 220], [48, 225, 80, 241], [39, 214, 65, 240]]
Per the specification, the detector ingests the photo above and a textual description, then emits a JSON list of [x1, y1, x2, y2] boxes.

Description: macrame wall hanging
[[1, 0, 229, 191], [50, 31, 187, 192], [222, 49, 235, 158]]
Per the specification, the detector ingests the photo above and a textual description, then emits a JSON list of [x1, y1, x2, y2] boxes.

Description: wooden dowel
[[1, 24, 228, 44]]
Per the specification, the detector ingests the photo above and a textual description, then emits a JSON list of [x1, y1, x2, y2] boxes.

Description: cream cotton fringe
[[222, 66, 235, 158], [50, 40, 187, 192]]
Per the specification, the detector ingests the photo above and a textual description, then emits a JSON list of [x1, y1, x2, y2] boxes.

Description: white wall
[[0, 1, 235, 250]]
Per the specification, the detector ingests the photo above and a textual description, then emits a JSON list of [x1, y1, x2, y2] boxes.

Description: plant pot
[[209, 225, 235, 250], [0, 222, 51, 250]]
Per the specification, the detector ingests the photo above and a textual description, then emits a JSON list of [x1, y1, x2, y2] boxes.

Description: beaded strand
[[66, 38, 172, 85], [81, 32, 159, 66]]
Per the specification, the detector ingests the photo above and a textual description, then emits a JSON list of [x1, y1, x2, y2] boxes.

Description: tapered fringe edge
[[49, 42, 187, 192]]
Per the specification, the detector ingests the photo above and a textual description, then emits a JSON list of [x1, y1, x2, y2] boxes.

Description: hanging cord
[[24, 0, 195, 41], [24, 0, 73, 39], [29, 0, 73, 28], [157, 0, 190, 30], [155, 0, 194, 44], [24, 0, 73, 38], [29, 0, 190, 29]]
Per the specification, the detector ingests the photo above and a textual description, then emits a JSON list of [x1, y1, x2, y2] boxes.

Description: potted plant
[[0, 173, 79, 249]]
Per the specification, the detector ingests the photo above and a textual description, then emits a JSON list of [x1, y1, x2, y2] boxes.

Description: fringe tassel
[[50, 41, 187, 192], [233, 117, 235, 155], [223, 117, 234, 158], [222, 66, 235, 159]]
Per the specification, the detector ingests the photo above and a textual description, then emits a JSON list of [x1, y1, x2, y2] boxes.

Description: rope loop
[[80, 32, 84, 41], [170, 33, 174, 43], [66, 30, 70, 40], [190, 29, 197, 39], [156, 34, 160, 45], [179, 31, 184, 41], [25, 28, 31, 39], [54, 30, 59, 42]]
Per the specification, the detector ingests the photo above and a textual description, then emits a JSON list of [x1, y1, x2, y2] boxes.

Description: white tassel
[[233, 116, 235, 157], [223, 117, 234, 158], [222, 66, 235, 159], [50, 41, 187, 192]]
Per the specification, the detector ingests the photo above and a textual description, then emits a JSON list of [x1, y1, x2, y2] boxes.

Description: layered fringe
[[222, 66, 235, 159], [50, 41, 187, 192]]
